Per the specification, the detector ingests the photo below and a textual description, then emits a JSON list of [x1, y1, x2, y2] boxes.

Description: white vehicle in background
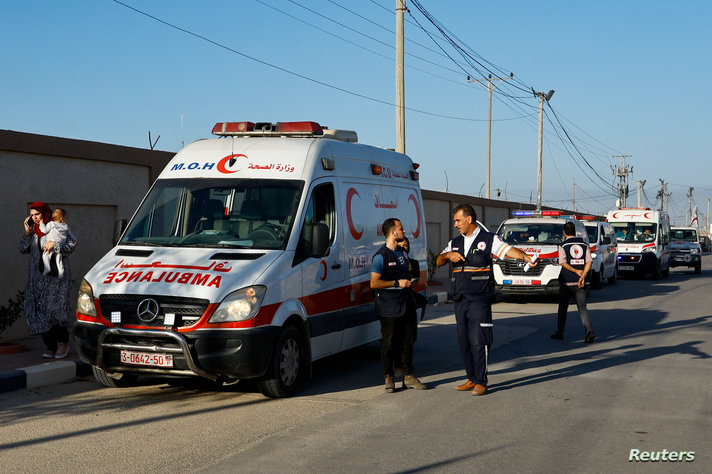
[[605, 208, 671, 279], [583, 219, 619, 288], [493, 210, 589, 295], [669, 227, 702, 274]]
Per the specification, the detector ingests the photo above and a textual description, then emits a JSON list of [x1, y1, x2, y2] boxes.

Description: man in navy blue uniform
[[371, 218, 428, 393], [436, 205, 536, 396], [552, 221, 595, 343]]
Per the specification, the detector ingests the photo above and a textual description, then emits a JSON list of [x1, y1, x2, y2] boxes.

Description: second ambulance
[[605, 208, 671, 278]]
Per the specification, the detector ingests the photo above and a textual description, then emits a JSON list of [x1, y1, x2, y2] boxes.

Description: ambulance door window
[[295, 183, 335, 264]]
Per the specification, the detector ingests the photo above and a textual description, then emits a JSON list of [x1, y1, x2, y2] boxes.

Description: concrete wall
[[0, 130, 173, 340]]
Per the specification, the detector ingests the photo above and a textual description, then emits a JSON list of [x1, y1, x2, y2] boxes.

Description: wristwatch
[[393, 280, 400, 288]]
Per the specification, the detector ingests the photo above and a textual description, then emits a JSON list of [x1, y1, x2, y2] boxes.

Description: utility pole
[[468, 73, 514, 199], [657, 179, 666, 212], [707, 198, 710, 233], [533, 88, 554, 210], [572, 178, 576, 211], [395, 0, 406, 154], [637, 180, 646, 208], [612, 155, 632, 207], [687, 187, 694, 225]]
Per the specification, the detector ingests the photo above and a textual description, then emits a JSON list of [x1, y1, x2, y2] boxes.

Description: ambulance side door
[[296, 180, 346, 358]]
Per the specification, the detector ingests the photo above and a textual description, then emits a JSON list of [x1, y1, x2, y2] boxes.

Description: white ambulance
[[73, 121, 426, 397], [605, 208, 671, 278], [493, 210, 589, 295]]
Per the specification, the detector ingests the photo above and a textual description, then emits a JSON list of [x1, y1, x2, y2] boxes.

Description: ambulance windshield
[[498, 222, 567, 245], [121, 178, 304, 249], [610, 223, 656, 243]]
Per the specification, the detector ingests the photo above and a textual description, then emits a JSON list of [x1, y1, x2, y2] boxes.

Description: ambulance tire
[[695, 262, 701, 275], [258, 325, 306, 398], [592, 269, 603, 289], [651, 264, 661, 280], [662, 266, 670, 278], [92, 365, 139, 388], [608, 266, 618, 285]]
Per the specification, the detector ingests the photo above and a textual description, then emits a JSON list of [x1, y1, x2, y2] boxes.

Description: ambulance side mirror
[[113, 219, 127, 246], [310, 223, 330, 258]]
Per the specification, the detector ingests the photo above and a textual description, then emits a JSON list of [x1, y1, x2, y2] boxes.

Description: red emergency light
[[212, 122, 255, 135], [541, 211, 563, 216], [371, 164, 383, 175], [277, 121, 323, 134], [577, 215, 596, 220]]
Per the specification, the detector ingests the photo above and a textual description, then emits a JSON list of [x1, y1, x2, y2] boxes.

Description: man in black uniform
[[370, 218, 428, 393], [437, 205, 536, 396], [552, 221, 595, 343]]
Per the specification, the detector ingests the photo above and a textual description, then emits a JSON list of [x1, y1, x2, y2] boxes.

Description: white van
[[583, 219, 619, 288], [605, 208, 671, 279], [493, 211, 589, 295], [73, 121, 426, 397], [670, 226, 702, 274]]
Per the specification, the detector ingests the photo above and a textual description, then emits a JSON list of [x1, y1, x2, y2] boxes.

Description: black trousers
[[454, 298, 493, 386], [380, 306, 418, 376], [41, 324, 69, 352]]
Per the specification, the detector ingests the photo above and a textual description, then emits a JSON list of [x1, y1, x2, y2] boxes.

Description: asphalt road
[[1, 257, 710, 473]]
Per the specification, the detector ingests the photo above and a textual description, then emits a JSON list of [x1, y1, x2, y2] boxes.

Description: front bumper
[[617, 252, 659, 274], [74, 323, 280, 380], [670, 253, 701, 268]]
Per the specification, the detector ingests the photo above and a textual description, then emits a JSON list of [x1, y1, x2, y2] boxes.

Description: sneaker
[[42, 349, 55, 359], [403, 374, 428, 390], [55, 342, 69, 359], [585, 330, 595, 344], [550, 333, 564, 340], [384, 374, 395, 393]]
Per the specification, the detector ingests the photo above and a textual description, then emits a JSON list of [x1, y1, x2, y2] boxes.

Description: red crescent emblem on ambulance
[[408, 194, 421, 238], [643, 212, 651, 219], [612, 212, 619, 219], [320, 260, 327, 281], [346, 188, 363, 240], [217, 154, 246, 174]]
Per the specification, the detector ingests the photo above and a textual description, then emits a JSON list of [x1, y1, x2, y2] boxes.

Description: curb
[[0, 359, 91, 394]]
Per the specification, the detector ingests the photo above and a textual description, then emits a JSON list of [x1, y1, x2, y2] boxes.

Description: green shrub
[[0, 291, 24, 338]]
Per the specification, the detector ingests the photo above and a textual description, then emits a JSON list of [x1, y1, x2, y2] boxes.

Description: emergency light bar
[[212, 121, 358, 142], [512, 210, 564, 217]]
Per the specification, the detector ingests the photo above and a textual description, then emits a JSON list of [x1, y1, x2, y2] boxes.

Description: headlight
[[690, 247, 701, 254], [209, 286, 266, 323], [77, 279, 97, 317], [641, 246, 656, 253]]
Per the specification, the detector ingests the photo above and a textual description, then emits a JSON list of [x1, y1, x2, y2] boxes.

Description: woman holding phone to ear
[[19, 201, 77, 359]]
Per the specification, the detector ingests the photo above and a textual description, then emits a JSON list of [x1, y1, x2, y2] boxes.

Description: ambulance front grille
[[98, 295, 210, 328], [496, 260, 546, 276]]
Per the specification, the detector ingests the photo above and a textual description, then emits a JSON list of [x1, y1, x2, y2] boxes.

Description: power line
[[109, 0, 512, 123]]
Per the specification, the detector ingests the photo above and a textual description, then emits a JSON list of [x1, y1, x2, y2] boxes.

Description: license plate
[[511, 278, 532, 285], [619, 265, 634, 271], [120, 350, 173, 368]]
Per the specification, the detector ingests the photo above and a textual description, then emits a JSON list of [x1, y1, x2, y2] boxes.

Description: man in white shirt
[[436, 204, 536, 396]]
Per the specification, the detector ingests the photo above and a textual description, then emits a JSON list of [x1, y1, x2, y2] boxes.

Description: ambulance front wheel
[[92, 365, 139, 388], [695, 262, 702, 275], [258, 325, 306, 398]]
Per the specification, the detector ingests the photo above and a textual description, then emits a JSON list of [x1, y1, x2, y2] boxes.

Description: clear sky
[[3, 0, 711, 224]]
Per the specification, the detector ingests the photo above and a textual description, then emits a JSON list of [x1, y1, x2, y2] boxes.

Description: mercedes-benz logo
[[137, 298, 160, 322]]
